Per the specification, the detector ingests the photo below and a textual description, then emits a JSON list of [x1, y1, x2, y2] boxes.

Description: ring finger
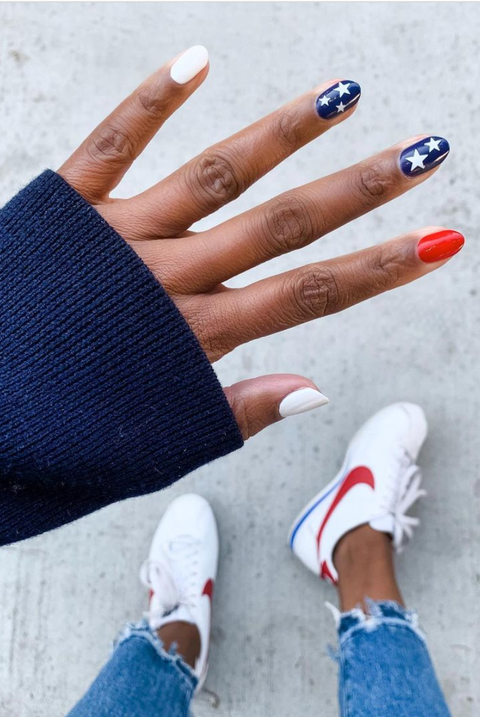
[[130, 78, 361, 236], [162, 135, 450, 292]]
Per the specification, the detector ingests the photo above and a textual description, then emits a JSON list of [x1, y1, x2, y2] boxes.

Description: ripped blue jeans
[[334, 599, 451, 717], [67, 601, 451, 717]]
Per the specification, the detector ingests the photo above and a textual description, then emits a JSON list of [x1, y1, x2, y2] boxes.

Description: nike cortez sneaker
[[288, 403, 428, 585], [139, 493, 218, 691]]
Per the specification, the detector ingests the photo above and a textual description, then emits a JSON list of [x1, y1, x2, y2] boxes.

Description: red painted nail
[[417, 230, 465, 263]]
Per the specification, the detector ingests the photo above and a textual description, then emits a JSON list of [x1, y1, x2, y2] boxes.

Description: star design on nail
[[319, 95, 331, 107], [336, 81, 351, 97], [405, 148, 429, 171], [424, 137, 441, 153], [336, 101, 347, 113]]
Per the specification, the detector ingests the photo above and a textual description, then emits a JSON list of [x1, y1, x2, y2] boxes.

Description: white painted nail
[[279, 387, 329, 418], [170, 46, 209, 85]]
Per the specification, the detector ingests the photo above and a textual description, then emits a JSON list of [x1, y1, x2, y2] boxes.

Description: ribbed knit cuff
[[0, 171, 243, 544]]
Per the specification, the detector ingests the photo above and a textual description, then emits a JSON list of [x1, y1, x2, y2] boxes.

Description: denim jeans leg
[[67, 620, 197, 717], [336, 599, 452, 717]]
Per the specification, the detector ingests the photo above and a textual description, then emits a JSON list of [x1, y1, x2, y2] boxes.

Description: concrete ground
[[1, 2, 479, 715]]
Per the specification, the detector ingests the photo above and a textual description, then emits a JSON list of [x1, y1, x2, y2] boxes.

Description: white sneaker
[[139, 494, 218, 692], [288, 403, 428, 585]]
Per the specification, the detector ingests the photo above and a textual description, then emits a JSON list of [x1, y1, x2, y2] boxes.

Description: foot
[[139, 494, 218, 691], [288, 403, 428, 585]]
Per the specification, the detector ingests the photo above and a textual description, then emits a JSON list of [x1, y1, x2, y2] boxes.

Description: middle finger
[[169, 135, 450, 292]]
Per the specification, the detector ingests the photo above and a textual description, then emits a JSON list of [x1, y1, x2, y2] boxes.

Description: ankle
[[157, 621, 201, 669], [334, 524, 392, 569], [333, 524, 404, 612]]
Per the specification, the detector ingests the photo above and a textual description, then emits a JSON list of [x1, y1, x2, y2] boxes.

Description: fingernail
[[399, 136, 450, 177], [170, 45, 209, 84], [316, 80, 361, 120], [279, 387, 329, 418], [417, 230, 465, 263]]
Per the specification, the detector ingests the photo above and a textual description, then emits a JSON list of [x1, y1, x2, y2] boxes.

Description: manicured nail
[[417, 230, 465, 263], [279, 387, 329, 418], [399, 136, 450, 177], [170, 45, 209, 84], [316, 80, 361, 120]]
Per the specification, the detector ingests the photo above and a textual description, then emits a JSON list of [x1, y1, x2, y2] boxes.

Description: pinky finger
[[59, 46, 209, 203], [224, 375, 329, 440]]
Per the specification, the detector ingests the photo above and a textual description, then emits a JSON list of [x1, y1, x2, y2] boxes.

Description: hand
[[58, 46, 463, 439]]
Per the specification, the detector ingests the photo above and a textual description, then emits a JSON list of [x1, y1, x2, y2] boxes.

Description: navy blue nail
[[315, 80, 361, 120], [399, 136, 450, 177]]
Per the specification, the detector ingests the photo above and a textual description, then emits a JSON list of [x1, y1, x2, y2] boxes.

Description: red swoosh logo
[[320, 560, 337, 583], [316, 466, 375, 570], [202, 578, 214, 604], [200, 579, 215, 679]]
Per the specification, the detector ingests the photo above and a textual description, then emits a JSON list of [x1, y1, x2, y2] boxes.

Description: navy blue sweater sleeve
[[0, 171, 243, 544]]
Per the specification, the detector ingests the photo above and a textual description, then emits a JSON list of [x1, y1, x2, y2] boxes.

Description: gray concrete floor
[[1, 2, 479, 715]]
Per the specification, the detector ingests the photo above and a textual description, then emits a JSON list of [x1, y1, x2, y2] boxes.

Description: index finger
[[212, 227, 465, 348]]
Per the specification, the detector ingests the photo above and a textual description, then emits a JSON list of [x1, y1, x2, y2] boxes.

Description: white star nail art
[[405, 148, 429, 171], [319, 95, 331, 107], [424, 137, 441, 153], [336, 81, 351, 97], [336, 101, 347, 113]]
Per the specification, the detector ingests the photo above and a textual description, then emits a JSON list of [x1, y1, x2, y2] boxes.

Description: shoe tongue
[[149, 563, 179, 614]]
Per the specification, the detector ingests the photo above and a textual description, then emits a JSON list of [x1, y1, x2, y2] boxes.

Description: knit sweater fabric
[[0, 171, 243, 545]]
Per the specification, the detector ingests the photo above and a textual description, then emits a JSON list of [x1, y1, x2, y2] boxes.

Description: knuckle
[[274, 108, 303, 152], [228, 392, 252, 440], [88, 124, 136, 165], [136, 84, 169, 117], [262, 195, 313, 255], [202, 335, 232, 363], [356, 162, 394, 206], [189, 150, 244, 210], [365, 247, 404, 291], [291, 265, 341, 320], [184, 302, 233, 363]]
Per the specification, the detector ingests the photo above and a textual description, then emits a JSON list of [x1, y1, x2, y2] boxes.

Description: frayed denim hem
[[113, 619, 198, 691], [326, 598, 426, 661], [340, 598, 425, 642]]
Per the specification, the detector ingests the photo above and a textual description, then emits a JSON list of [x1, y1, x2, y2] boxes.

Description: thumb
[[224, 374, 329, 440]]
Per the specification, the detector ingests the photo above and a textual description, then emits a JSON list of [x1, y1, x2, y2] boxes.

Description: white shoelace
[[376, 447, 426, 551], [393, 464, 426, 550], [139, 535, 201, 623]]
